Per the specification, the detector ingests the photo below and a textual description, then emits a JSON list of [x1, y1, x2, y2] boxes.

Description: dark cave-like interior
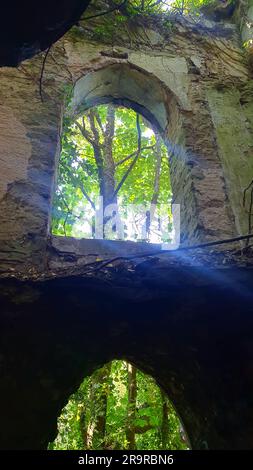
[[1, 261, 253, 450], [1, 0, 253, 454], [0, 0, 91, 66]]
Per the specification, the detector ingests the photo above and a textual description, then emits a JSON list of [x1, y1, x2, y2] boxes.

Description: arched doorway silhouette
[[50, 358, 190, 450], [1, 271, 253, 450]]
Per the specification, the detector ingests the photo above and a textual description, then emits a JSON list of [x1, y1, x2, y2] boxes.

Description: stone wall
[[0, 11, 252, 270], [1, 263, 253, 449], [1, 7, 253, 451]]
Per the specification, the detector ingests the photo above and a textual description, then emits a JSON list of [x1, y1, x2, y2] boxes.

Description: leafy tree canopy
[[125, 0, 217, 17], [49, 360, 188, 450], [52, 104, 173, 243]]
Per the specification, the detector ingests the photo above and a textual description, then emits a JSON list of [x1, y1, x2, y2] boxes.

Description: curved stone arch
[[52, 356, 192, 450], [1, 266, 253, 450], [67, 60, 186, 156], [60, 61, 191, 242], [58, 57, 235, 246], [70, 62, 179, 137], [1, 16, 253, 453], [0, 39, 238, 273], [46, 350, 192, 452]]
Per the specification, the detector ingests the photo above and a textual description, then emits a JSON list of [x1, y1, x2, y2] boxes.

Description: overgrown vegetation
[[84, 0, 220, 19], [49, 360, 188, 450], [52, 104, 173, 243], [77, 0, 230, 44], [124, 0, 217, 16]]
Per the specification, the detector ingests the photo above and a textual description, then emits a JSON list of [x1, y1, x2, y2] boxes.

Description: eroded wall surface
[[0, 13, 252, 272], [1, 9, 253, 451], [1, 265, 253, 449]]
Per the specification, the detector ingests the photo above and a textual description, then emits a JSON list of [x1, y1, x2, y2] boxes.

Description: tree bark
[[75, 107, 143, 238], [102, 105, 116, 208], [86, 362, 112, 449], [80, 406, 88, 448], [146, 133, 162, 240], [126, 362, 137, 450], [87, 105, 117, 234], [160, 390, 169, 449]]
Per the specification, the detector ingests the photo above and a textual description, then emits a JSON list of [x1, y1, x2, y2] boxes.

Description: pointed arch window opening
[[49, 359, 190, 451]]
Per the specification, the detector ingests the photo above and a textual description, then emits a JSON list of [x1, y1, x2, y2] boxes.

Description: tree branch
[[146, 133, 162, 239], [151, 134, 162, 207], [112, 114, 142, 198], [39, 46, 52, 102], [84, 112, 104, 187], [57, 190, 82, 236], [88, 109, 101, 144], [105, 105, 115, 141], [93, 109, 106, 138], [75, 119, 94, 145], [60, 162, 96, 210], [81, 0, 128, 22], [115, 145, 155, 167]]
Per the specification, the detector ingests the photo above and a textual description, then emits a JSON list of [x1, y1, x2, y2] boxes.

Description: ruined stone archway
[[52, 62, 188, 248], [70, 63, 173, 134], [1, 266, 253, 450], [1, 10, 253, 451], [50, 58, 237, 257], [2, 16, 250, 273]]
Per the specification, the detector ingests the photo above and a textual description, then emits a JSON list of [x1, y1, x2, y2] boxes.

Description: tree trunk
[[160, 390, 169, 449], [151, 133, 162, 208], [126, 362, 137, 450], [77, 106, 144, 239], [80, 406, 88, 448], [102, 105, 116, 209], [146, 133, 162, 240], [101, 106, 119, 236], [87, 105, 117, 234], [86, 362, 112, 449]]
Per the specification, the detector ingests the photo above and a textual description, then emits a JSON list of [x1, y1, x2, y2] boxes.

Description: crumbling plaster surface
[[0, 106, 31, 200], [0, 13, 253, 272], [71, 63, 170, 131], [0, 66, 62, 270], [207, 85, 253, 236]]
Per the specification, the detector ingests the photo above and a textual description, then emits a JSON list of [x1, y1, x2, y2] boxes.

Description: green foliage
[[167, 0, 216, 16], [52, 104, 173, 242], [135, 368, 187, 450], [75, 0, 230, 49], [50, 379, 89, 450], [243, 39, 253, 49], [124, 0, 217, 17], [49, 360, 188, 450], [77, 0, 220, 53]]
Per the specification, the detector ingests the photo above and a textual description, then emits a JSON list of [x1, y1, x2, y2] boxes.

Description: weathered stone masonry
[[1, 7, 253, 450], [0, 12, 253, 271]]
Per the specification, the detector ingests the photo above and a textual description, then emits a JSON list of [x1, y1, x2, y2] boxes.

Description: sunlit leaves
[[50, 360, 188, 450], [52, 104, 173, 241], [126, 0, 216, 17]]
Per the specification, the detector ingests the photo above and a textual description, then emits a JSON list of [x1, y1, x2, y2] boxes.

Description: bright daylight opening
[[51, 104, 174, 244], [49, 360, 189, 450]]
